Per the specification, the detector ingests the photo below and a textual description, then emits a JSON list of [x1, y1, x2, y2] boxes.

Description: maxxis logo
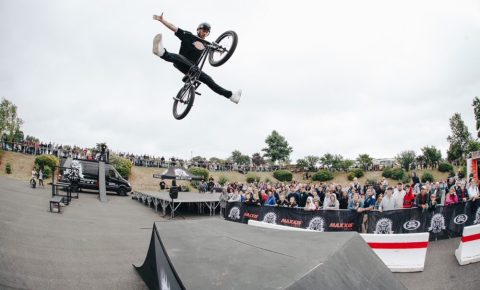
[[228, 206, 241, 221], [307, 217, 325, 232]]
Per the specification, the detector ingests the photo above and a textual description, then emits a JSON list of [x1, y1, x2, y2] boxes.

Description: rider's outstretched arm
[[153, 12, 178, 33]]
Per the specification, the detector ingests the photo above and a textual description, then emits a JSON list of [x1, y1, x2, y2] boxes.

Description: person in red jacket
[[403, 184, 415, 208]]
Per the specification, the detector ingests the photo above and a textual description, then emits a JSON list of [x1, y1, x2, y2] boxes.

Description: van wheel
[[118, 187, 127, 196]]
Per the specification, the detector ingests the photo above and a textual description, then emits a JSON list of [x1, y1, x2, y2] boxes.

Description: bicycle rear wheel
[[172, 84, 196, 120], [209, 30, 238, 67]]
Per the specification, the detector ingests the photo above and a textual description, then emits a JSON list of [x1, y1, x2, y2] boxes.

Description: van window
[[108, 169, 117, 179]]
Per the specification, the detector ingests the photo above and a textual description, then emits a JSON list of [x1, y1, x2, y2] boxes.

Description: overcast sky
[[1, 0, 479, 161]]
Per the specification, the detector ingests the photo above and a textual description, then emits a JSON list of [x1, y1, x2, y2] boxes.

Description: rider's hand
[[153, 12, 164, 22]]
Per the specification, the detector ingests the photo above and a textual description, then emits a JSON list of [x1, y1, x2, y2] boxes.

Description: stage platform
[[135, 219, 407, 290], [133, 191, 221, 218]]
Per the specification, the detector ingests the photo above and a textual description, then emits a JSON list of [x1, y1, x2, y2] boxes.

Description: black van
[[60, 157, 132, 196]]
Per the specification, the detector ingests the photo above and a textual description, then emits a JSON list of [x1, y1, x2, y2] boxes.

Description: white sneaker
[[230, 90, 242, 104], [152, 34, 165, 57]]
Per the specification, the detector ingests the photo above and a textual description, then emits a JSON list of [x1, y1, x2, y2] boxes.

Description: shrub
[[218, 175, 228, 186], [265, 177, 271, 184], [382, 167, 393, 178], [188, 167, 209, 181], [438, 162, 453, 173], [246, 173, 261, 183], [42, 166, 53, 179], [401, 174, 411, 185], [0, 150, 4, 165], [366, 178, 377, 186], [390, 168, 405, 181], [312, 170, 334, 182], [421, 172, 434, 183], [349, 168, 364, 178], [109, 154, 133, 179], [273, 170, 293, 182], [34, 154, 59, 172], [5, 162, 12, 174], [347, 172, 355, 181]]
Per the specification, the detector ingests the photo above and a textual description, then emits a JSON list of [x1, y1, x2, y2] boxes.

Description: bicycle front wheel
[[209, 30, 238, 67], [173, 84, 196, 120]]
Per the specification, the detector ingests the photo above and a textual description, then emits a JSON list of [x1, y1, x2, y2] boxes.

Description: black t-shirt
[[175, 28, 207, 64]]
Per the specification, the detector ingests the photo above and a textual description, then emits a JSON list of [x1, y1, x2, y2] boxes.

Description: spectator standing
[[412, 172, 420, 187], [276, 193, 289, 207], [338, 190, 349, 209], [467, 180, 479, 201], [265, 190, 276, 206], [348, 193, 364, 211], [416, 186, 430, 209], [304, 196, 316, 211], [393, 182, 406, 208], [445, 187, 459, 206], [38, 169, 44, 187], [325, 193, 339, 210], [379, 187, 399, 211], [403, 185, 415, 208]]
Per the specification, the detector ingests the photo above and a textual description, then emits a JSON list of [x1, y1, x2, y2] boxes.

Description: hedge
[[34, 155, 59, 179], [312, 170, 334, 182], [390, 168, 405, 181], [188, 167, 209, 181], [246, 173, 261, 183], [382, 167, 393, 178], [273, 170, 293, 182], [349, 168, 364, 178], [218, 175, 229, 186], [438, 162, 453, 173], [109, 154, 133, 179], [421, 172, 434, 183]]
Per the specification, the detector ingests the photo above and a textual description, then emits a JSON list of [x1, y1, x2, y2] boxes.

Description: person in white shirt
[[467, 180, 479, 201], [379, 187, 399, 211], [392, 182, 406, 209]]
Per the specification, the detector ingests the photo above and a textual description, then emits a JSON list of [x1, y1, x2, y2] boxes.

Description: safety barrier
[[360, 233, 429, 272], [455, 223, 480, 265]]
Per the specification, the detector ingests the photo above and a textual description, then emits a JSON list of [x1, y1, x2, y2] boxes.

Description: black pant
[[161, 50, 232, 98]]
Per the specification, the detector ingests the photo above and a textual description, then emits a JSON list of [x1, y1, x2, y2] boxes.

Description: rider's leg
[[198, 72, 232, 98]]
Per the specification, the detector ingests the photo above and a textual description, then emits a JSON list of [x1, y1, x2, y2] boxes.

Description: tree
[[473, 97, 480, 138], [191, 156, 207, 163], [262, 130, 293, 164], [251, 153, 265, 166], [421, 146, 442, 168], [209, 157, 225, 163], [296, 158, 309, 170], [320, 153, 334, 170], [396, 150, 416, 171], [356, 154, 373, 171], [340, 159, 354, 172], [446, 113, 471, 163], [466, 140, 480, 156], [0, 98, 23, 143], [331, 154, 344, 171], [230, 150, 250, 165], [25, 135, 39, 143], [305, 155, 320, 171]]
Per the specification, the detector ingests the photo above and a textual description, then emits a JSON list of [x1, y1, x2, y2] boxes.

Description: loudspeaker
[[169, 186, 179, 199]]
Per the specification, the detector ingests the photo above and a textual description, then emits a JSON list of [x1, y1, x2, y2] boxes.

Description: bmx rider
[[152, 13, 242, 104]]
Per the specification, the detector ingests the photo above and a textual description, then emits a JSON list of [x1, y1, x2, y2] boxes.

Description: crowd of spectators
[[220, 174, 480, 214], [1, 140, 280, 172]]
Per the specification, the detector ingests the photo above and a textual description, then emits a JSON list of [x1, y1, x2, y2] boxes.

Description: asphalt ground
[[0, 176, 479, 289]]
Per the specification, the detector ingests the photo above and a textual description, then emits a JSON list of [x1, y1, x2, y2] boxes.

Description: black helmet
[[197, 22, 211, 31]]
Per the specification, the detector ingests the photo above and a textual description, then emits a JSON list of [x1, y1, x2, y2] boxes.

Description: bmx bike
[[30, 177, 36, 188], [172, 30, 238, 120]]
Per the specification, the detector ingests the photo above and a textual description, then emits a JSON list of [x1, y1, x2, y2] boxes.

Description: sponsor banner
[[225, 203, 362, 232], [367, 201, 480, 241], [226, 200, 480, 240]]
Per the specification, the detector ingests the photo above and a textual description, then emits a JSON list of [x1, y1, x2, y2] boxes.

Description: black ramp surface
[[150, 219, 406, 290]]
